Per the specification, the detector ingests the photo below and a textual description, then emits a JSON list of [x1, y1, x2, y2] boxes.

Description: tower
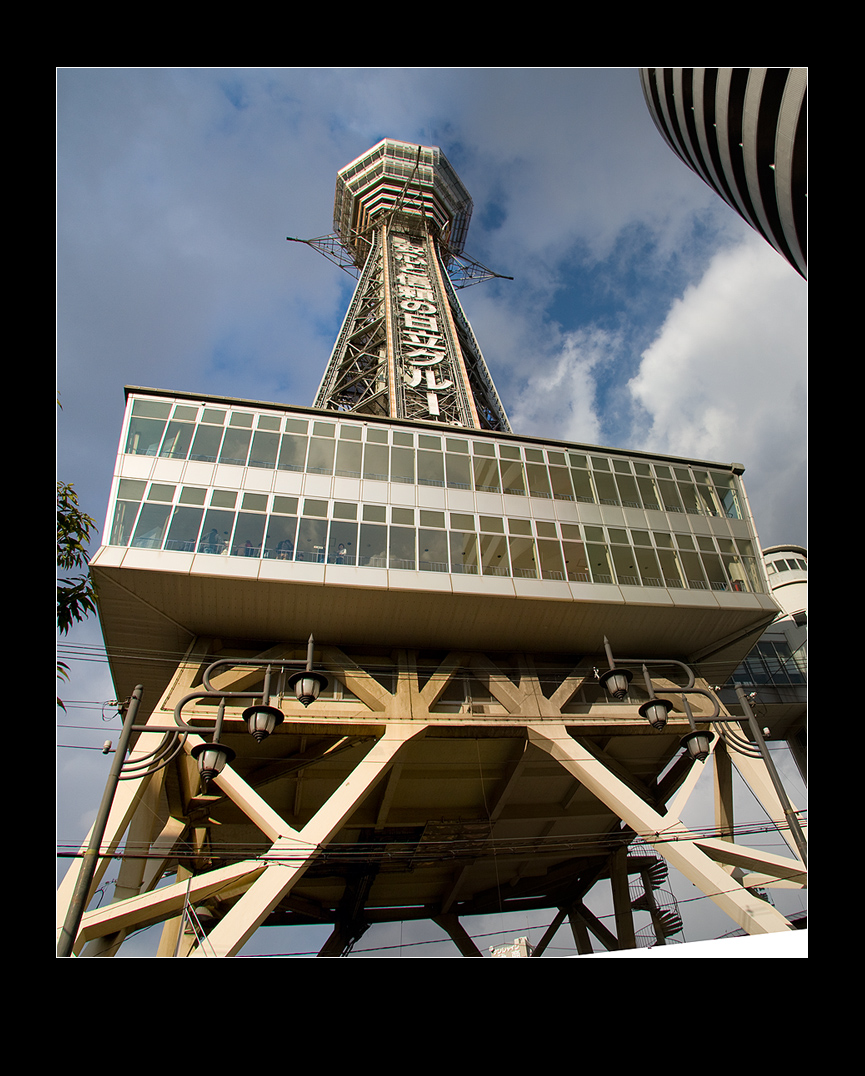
[[58, 140, 806, 958], [299, 139, 510, 430]]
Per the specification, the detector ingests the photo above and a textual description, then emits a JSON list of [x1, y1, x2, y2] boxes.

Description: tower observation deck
[[309, 139, 511, 431], [59, 139, 806, 958]]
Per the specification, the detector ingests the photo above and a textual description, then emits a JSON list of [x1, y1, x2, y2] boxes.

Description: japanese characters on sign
[[391, 233, 457, 418]]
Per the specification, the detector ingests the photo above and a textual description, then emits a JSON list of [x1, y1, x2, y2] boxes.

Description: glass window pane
[[636, 547, 663, 587], [450, 532, 478, 574], [248, 431, 279, 469], [480, 533, 510, 576], [265, 515, 297, 559], [562, 541, 590, 582], [570, 468, 595, 503], [637, 476, 661, 510], [179, 486, 207, 505], [125, 417, 167, 456], [445, 453, 472, 490], [231, 512, 266, 557], [537, 539, 565, 579], [713, 474, 742, 519], [508, 536, 537, 578], [549, 467, 574, 500], [363, 443, 389, 480], [389, 526, 416, 569], [417, 450, 444, 487], [680, 550, 708, 589], [295, 517, 328, 561], [473, 456, 500, 492], [131, 503, 171, 549], [109, 501, 140, 546], [500, 458, 526, 495], [594, 472, 619, 505], [334, 439, 362, 477], [272, 496, 298, 515], [615, 473, 641, 507], [525, 464, 552, 499], [165, 506, 203, 552], [420, 510, 445, 528], [723, 554, 751, 591], [391, 446, 415, 483], [198, 510, 235, 554], [131, 399, 171, 419], [218, 428, 251, 466], [657, 479, 683, 513], [159, 420, 195, 460], [479, 515, 504, 533], [277, 434, 308, 471], [657, 548, 685, 588], [418, 529, 449, 572], [610, 545, 640, 586], [358, 523, 387, 566], [586, 544, 614, 584], [307, 438, 335, 475], [328, 520, 358, 564], [677, 481, 701, 515], [701, 552, 729, 590], [189, 425, 224, 462]]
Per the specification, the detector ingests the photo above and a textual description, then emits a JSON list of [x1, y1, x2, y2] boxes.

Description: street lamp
[[597, 636, 633, 700], [58, 635, 331, 957], [287, 634, 330, 707], [181, 634, 330, 784], [598, 640, 806, 865], [637, 665, 674, 730], [678, 695, 715, 762]]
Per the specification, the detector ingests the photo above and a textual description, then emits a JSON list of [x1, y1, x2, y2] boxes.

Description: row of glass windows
[[123, 398, 744, 520], [109, 479, 763, 593], [729, 640, 807, 687], [766, 557, 807, 575]]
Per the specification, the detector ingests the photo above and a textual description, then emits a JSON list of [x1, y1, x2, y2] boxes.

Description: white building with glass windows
[[91, 386, 778, 706]]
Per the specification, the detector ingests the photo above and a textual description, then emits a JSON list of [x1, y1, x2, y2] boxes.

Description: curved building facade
[[640, 68, 807, 278]]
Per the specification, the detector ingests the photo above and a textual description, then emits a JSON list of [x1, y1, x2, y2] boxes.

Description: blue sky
[[57, 68, 807, 956]]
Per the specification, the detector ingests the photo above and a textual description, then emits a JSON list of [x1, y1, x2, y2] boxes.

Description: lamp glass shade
[[190, 741, 236, 783], [243, 704, 284, 742], [599, 668, 633, 700], [681, 730, 714, 762], [288, 670, 329, 707], [639, 698, 673, 730]]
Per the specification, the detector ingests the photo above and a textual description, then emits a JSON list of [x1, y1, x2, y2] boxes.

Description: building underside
[[59, 628, 806, 957]]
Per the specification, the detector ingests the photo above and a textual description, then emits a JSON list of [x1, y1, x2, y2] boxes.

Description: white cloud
[[507, 326, 619, 445], [626, 234, 807, 546]]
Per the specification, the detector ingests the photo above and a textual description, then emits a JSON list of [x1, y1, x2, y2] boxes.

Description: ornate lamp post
[[57, 636, 329, 957], [597, 640, 806, 865]]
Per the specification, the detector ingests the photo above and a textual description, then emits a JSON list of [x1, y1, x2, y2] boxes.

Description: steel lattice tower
[[296, 140, 511, 431]]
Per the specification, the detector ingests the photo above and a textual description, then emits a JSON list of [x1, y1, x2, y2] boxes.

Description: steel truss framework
[[57, 639, 806, 957], [313, 220, 511, 433]]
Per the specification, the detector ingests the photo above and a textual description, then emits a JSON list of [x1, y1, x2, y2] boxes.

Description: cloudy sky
[[56, 68, 807, 956]]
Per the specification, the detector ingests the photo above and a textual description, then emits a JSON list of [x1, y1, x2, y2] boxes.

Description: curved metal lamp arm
[[619, 656, 697, 690], [657, 686, 721, 724]]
